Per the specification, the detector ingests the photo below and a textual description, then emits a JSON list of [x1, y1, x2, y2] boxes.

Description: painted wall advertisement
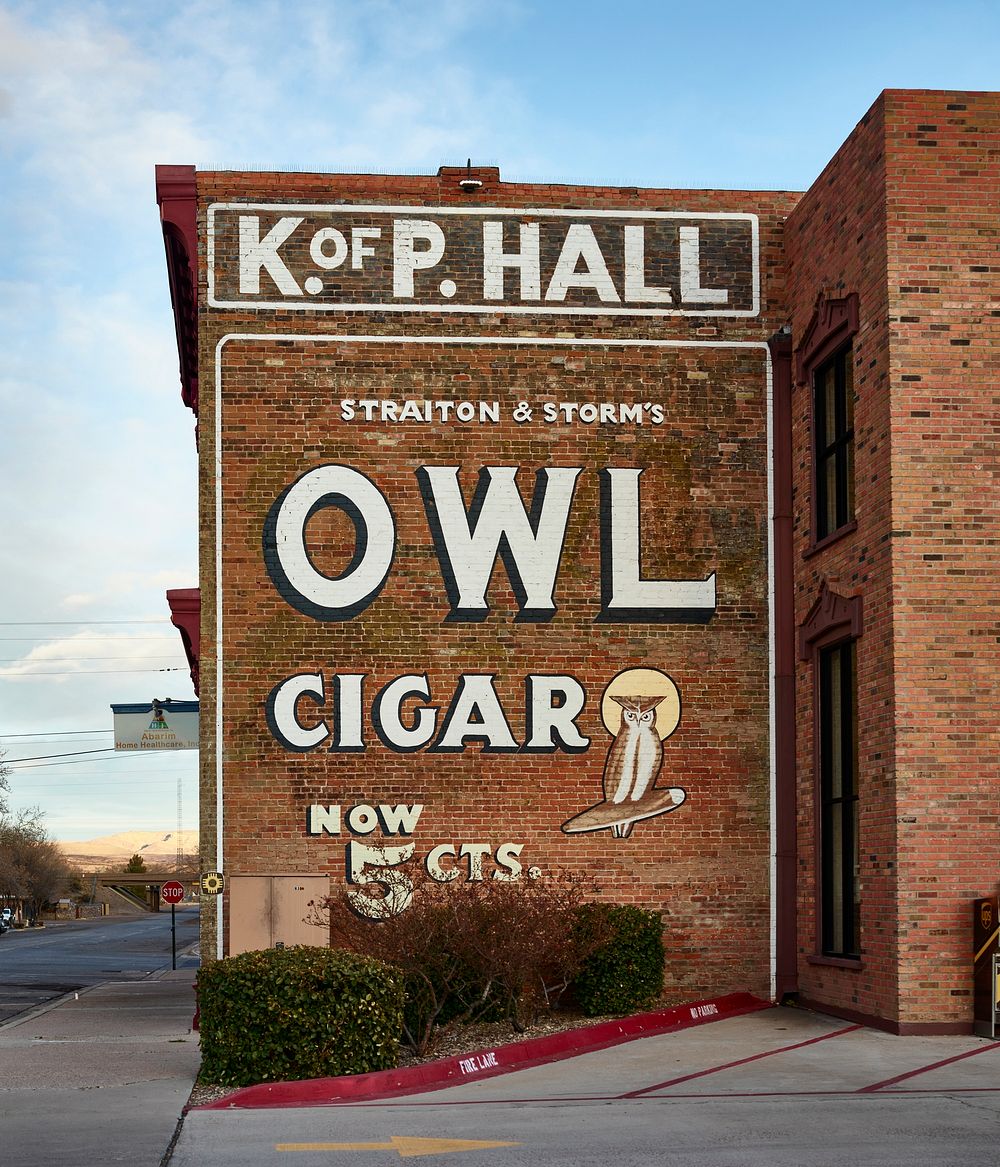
[[214, 203, 771, 930]]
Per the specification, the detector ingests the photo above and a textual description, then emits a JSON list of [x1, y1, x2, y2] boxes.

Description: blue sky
[[0, 0, 996, 842]]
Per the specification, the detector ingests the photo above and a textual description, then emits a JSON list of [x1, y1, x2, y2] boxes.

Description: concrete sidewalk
[[0, 966, 200, 1167], [4, 967, 999, 1167], [170, 1007, 1000, 1167]]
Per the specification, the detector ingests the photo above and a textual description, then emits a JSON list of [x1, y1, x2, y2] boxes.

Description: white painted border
[[213, 349, 226, 958], [213, 332, 777, 992], [764, 343, 777, 1000], [207, 203, 760, 318]]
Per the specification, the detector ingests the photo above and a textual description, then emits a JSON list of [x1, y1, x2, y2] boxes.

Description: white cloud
[[60, 570, 196, 613], [0, 7, 211, 212]]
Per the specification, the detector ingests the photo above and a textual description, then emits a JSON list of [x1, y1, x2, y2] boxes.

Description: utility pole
[[176, 772, 182, 871]]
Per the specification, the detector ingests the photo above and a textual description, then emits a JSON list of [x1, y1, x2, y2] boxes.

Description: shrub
[[572, 904, 665, 1016], [197, 945, 404, 1086], [313, 866, 608, 1054]]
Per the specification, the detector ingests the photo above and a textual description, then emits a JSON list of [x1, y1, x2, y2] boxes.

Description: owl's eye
[[624, 711, 635, 722], [642, 711, 653, 723]]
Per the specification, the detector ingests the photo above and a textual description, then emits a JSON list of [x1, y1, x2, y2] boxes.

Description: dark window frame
[[794, 293, 860, 552], [799, 583, 864, 965], [813, 347, 855, 540], [817, 639, 859, 958]]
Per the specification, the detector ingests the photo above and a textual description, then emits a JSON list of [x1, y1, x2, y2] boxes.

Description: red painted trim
[[890, 1022, 977, 1037], [859, 1042, 1000, 1092], [620, 1023, 861, 1097], [796, 995, 974, 1036], [768, 328, 797, 1000], [166, 587, 201, 697], [155, 164, 199, 417], [190, 993, 771, 1110], [884, 1088, 1000, 1095]]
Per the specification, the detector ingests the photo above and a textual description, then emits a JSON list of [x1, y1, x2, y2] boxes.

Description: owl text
[[263, 463, 717, 624]]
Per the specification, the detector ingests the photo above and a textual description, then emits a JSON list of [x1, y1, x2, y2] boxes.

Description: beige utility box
[[228, 875, 329, 956]]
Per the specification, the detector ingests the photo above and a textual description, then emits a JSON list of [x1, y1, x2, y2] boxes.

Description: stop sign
[[161, 881, 184, 904]]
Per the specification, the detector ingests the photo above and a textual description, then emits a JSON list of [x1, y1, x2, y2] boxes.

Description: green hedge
[[573, 904, 665, 1016], [197, 945, 404, 1086]]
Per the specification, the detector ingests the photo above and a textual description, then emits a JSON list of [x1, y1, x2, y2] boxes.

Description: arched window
[[800, 582, 864, 960], [795, 293, 860, 548]]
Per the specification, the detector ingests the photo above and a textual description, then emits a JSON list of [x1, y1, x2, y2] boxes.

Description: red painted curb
[[193, 991, 771, 1110]]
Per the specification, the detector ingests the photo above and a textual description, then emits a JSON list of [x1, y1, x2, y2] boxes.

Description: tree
[[0, 747, 9, 818], [123, 853, 147, 873], [0, 809, 75, 923]]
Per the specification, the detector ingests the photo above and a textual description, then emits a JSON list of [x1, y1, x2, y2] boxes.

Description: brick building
[[159, 89, 998, 1033]]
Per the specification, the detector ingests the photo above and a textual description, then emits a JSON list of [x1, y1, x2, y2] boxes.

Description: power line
[[1, 730, 114, 738], [0, 620, 172, 625], [16, 782, 191, 793], [10, 763, 195, 779], [8, 748, 118, 763], [0, 657, 183, 664], [0, 637, 178, 642], [8, 753, 197, 770], [8, 758, 115, 770], [14, 773, 196, 784], [1, 667, 187, 676], [13, 764, 196, 778], [16, 778, 195, 790]]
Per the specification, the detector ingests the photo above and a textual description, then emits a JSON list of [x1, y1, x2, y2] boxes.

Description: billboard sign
[[112, 700, 199, 751]]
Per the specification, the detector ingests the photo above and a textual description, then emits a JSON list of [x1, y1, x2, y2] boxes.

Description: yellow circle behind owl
[[601, 668, 681, 741]]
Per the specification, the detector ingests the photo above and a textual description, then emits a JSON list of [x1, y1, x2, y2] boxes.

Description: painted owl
[[603, 694, 664, 837]]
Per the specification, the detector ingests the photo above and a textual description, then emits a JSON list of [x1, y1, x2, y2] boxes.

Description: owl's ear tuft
[[610, 695, 645, 712], [640, 695, 667, 713]]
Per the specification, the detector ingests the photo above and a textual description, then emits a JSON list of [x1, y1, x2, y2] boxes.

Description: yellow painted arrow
[[277, 1136, 519, 1158]]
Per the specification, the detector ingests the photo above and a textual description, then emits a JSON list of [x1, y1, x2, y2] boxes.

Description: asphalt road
[[174, 1094, 1000, 1167], [0, 907, 200, 1022]]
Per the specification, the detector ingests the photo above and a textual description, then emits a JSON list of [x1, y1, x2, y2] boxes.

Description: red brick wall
[[193, 170, 798, 1003], [785, 90, 1000, 1029], [172, 92, 996, 1029], [885, 90, 1000, 1026], [785, 94, 898, 1023]]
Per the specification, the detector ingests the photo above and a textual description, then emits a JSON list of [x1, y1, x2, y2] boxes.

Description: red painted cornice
[[166, 587, 200, 697], [156, 165, 199, 417]]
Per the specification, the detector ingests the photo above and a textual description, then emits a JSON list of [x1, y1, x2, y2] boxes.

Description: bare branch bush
[[448, 869, 614, 1030], [309, 863, 610, 1055], [310, 870, 481, 1056]]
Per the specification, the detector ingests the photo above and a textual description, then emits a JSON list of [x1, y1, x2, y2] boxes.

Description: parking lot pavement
[[344, 1004, 1000, 1104], [169, 1005, 1000, 1167]]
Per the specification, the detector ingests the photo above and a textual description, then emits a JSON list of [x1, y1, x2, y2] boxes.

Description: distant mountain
[[58, 829, 199, 871]]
